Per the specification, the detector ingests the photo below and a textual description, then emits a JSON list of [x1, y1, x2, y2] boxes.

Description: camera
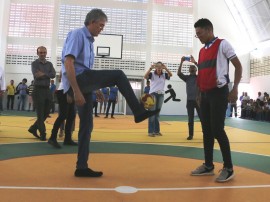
[[184, 56, 191, 61]]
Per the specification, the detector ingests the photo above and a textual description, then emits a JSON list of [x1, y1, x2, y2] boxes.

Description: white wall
[[160, 79, 187, 115], [248, 43, 270, 99], [0, 0, 10, 68], [249, 76, 269, 99]]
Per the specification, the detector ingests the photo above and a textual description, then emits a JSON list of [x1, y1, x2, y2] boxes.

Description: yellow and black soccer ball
[[141, 93, 155, 109]]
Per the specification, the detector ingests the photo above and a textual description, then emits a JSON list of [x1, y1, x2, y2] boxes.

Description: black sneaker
[[48, 138, 61, 148], [135, 109, 160, 123], [63, 140, 78, 146], [187, 136, 193, 140], [74, 168, 103, 177], [28, 128, 40, 139]]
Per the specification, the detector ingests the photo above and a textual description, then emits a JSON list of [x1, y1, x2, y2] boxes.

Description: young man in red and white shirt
[[190, 18, 242, 182]]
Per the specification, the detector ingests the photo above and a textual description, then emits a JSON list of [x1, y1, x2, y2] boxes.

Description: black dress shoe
[[63, 140, 78, 146], [74, 168, 103, 177], [40, 134, 47, 141], [28, 128, 40, 139], [135, 109, 160, 123], [187, 136, 193, 140], [48, 138, 61, 148]]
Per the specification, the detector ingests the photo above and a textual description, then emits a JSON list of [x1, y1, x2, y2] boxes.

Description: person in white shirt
[[144, 62, 172, 137], [0, 66, 6, 91], [0, 66, 6, 112], [242, 92, 250, 101], [257, 92, 264, 101]]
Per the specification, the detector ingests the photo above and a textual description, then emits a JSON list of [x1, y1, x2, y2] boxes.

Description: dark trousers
[[51, 90, 76, 141], [76, 92, 93, 169], [186, 100, 201, 137], [0, 95, 2, 111], [29, 86, 51, 135], [200, 85, 233, 169], [76, 69, 145, 116], [93, 101, 98, 116], [75, 69, 146, 169], [106, 99, 116, 117], [230, 103, 237, 117], [7, 95, 15, 109]]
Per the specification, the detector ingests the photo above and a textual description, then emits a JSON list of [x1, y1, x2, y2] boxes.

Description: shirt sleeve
[[148, 72, 152, 80], [178, 72, 187, 82], [48, 62, 56, 79], [220, 40, 237, 60], [63, 30, 83, 59], [165, 73, 170, 80]]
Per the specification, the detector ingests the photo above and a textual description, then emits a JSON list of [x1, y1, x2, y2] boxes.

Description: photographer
[[144, 62, 172, 137], [178, 55, 201, 140]]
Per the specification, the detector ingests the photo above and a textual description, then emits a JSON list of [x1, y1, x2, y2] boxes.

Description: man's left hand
[[228, 87, 238, 103]]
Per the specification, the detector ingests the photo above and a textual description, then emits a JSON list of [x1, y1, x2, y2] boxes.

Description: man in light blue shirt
[[62, 9, 159, 177], [105, 86, 118, 118]]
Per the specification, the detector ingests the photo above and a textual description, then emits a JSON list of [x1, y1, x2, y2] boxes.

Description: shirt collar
[[38, 58, 47, 64], [82, 26, 95, 42], [205, 37, 218, 48]]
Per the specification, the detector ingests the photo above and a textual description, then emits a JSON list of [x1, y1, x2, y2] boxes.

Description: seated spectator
[[257, 92, 264, 102], [240, 100, 248, 118], [242, 92, 250, 102]]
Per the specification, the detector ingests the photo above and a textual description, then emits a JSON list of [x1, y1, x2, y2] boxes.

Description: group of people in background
[[239, 91, 270, 121], [4, 79, 35, 111], [92, 86, 119, 118]]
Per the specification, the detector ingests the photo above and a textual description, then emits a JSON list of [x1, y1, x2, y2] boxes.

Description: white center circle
[[115, 186, 138, 194]]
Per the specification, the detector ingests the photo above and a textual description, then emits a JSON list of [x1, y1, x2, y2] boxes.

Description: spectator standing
[[178, 56, 201, 140], [144, 80, 150, 94], [92, 90, 99, 117], [17, 78, 28, 111], [28, 46, 56, 140], [100, 87, 109, 114], [48, 72, 77, 148], [144, 62, 172, 137], [27, 80, 35, 112], [6, 80, 15, 110], [105, 86, 118, 119], [0, 66, 6, 112], [50, 79, 56, 113]]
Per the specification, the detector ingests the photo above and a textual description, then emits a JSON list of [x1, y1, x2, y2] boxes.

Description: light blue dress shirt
[[61, 26, 95, 93]]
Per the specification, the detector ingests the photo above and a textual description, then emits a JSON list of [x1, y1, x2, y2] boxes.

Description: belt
[[201, 85, 228, 95], [156, 90, 164, 94]]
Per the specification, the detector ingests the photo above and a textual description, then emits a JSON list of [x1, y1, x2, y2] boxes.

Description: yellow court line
[[0, 115, 270, 156]]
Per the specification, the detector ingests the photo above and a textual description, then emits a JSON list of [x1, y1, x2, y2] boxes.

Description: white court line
[[0, 184, 270, 191]]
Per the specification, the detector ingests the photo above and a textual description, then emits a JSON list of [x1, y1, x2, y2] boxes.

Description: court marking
[[0, 141, 270, 158], [0, 184, 270, 192]]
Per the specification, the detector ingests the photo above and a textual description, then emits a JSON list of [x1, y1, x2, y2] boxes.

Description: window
[[152, 11, 193, 47], [8, 3, 54, 38]]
